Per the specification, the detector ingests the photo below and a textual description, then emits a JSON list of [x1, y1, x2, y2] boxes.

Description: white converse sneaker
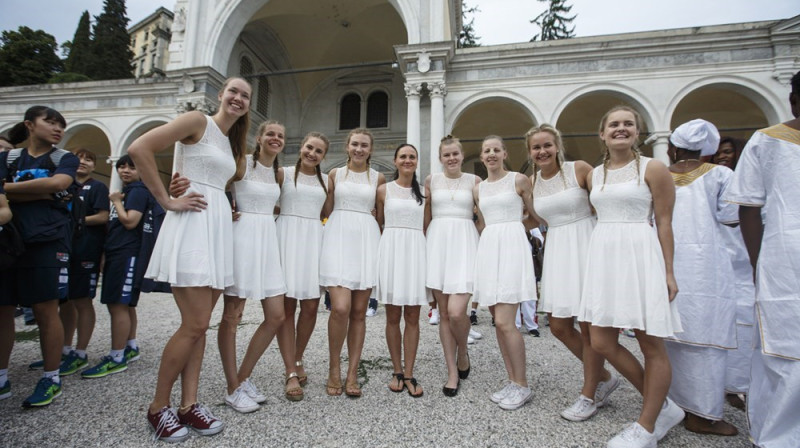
[[429, 309, 440, 325], [490, 383, 515, 403], [467, 335, 476, 345], [560, 395, 598, 422], [607, 422, 657, 448], [498, 384, 533, 410], [469, 328, 482, 339], [595, 374, 620, 408], [654, 397, 685, 440], [225, 386, 260, 413], [241, 378, 267, 404]]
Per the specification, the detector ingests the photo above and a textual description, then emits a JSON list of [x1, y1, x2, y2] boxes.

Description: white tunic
[[721, 224, 755, 394]]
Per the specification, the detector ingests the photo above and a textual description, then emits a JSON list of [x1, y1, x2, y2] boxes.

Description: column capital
[[429, 81, 447, 98], [404, 83, 423, 98]]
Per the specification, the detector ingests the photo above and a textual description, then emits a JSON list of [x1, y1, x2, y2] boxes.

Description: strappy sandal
[[285, 372, 304, 402], [389, 372, 405, 393], [404, 377, 424, 398], [326, 377, 343, 396], [345, 380, 362, 398], [295, 360, 308, 387]]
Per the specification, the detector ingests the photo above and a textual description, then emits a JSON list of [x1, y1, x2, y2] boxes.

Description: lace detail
[[173, 116, 235, 190], [333, 167, 379, 214], [590, 157, 653, 223], [479, 173, 522, 225], [534, 162, 592, 227], [430, 173, 476, 220], [279, 166, 328, 219], [533, 162, 579, 198], [595, 158, 640, 185], [233, 155, 279, 215], [384, 181, 424, 230]]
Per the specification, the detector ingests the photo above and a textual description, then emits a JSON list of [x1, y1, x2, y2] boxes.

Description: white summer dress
[[579, 157, 682, 337], [146, 115, 234, 289], [277, 166, 328, 300], [224, 156, 286, 299], [376, 182, 427, 306], [533, 162, 596, 318], [473, 172, 537, 306], [319, 167, 381, 290], [425, 173, 479, 294]]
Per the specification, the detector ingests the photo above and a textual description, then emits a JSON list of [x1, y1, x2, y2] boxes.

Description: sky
[[0, 0, 798, 49]]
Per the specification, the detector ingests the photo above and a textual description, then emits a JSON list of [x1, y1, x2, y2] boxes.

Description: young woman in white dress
[[129, 77, 251, 442], [526, 125, 618, 422], [578, 106, 683, 447], [376, 144, 427, 397], [472, 135, 538, 411], [275, 132, 331, 393], [319, 128, 385, 397], [424, 136, 480, 397]]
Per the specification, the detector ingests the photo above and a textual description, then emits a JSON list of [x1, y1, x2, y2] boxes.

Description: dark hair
[[392, 143, 424, 205], [711, 136, 745, 169], [116, 154, 135, 169], [252, 120, 284, 180], [791, 70, 800, 94], [74, 148, 97, 163], [220, 77, 252, 183], [0, 135, 11, 145], [8, 106, 67, 146], [294, 131, 329, 194]]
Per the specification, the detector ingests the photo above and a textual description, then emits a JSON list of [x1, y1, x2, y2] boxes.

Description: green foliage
[[88, 0, 133, 80], [0, 26, 64, 87], [458, 2, 482, 48], [530, 0, 576, 41], [65, 11, 94, 76], [49, 72, 93, 84]]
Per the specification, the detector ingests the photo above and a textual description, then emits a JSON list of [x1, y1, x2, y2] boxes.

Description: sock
[[127, 339, 138, 350], [0, 368, 8, 385], [110, 349, 125, 363], [75, 349, 87, 359], [43, 370, 60, 384], [62, 346, 73, 356]]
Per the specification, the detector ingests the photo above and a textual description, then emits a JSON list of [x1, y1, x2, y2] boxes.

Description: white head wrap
[[669, 119, 720, 157]]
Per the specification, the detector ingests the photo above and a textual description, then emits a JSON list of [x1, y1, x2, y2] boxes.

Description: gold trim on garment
[[761, 123, 800, 146], [670, 163, 716, 187]]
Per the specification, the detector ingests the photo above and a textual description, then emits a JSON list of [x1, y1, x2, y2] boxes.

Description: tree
[[65, 11, 94, 76], [530, 0, 576, 42], [88, 0, 133, 80], [0, 26, 63, 87], [458, 2, 481, 48]]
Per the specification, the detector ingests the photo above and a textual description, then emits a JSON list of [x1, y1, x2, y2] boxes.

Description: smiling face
[[394, 145, 418, 175], [77, 153, 96, 177], [299, 136, 328, 170], [480, 137, 507, 170], [528, 131, 559, 171], [218, 78, 251, 118], [257, 123, 285, 157], [714, 141, 737, 168], [439, 142, 464, 174], [600, 109, 640, 151], [346, 132, 372, 166]]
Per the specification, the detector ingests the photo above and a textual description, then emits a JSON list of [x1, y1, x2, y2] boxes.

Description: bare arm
[[3, 173, 73, 196], [516, 173, 540, 230], [574, 161, 593, 191], [646, 160, 678, 302], [109, 191, 144, 230], [321, 168, 336, 219], [423, 175, 432, 234], [0, 195, 11, 225], [739, 206, 763, 276], [375, 184, 386, 231], [85, 210, 109, 226], [473, 184, 485, 234]]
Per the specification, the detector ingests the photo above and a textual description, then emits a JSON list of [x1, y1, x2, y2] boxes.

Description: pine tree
[[530, 0, 576, 42], [0, 27, 63, 86], [88, 0, 133, 80], [458, 3, 481, 49], [65, 11, 94, 77]]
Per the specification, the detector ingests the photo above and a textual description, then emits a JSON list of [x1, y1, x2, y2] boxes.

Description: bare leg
[[448, 294, 471, 372], [73, 298, 95, 351], [60, 301, 77, 347], [402, 306, 421, 380], [237, 295, 286, 382], [217, 296, 245, 394], [179, 292, 221, 409], [277, 297, 299, 380], [0, 306, 15, 370], [345, 289, 370, 389], [494, 303, 527, 386], [549, 316, 583, 361], [434, 291, 458, 389], [579, 321, 609, 399], [32, 300, 64, 372], [294, 299, 319, 373], [327, 287, 351, 387], [108, 303, 131, 351], [635, 331, 672, 432], [385, 305, 403, 385], [127, 307, 137, 340]]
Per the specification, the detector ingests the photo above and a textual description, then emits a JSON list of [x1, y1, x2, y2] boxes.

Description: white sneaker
[[560, 395, 598, 421], [498, 383, 533, 410], [467, 335, 476, 345], [366, 307, 377, 317], [241, 378, 267, 404], [653, 397, 685, 440], [225, 386, 260, 413], [429, 309, 439, 325], [595, 374, 620, 408], [607, 422, 657, 448], [490, 383, 515, 403], [469, 328, 482, 339]]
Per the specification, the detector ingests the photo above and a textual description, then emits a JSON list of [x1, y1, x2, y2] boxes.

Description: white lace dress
[[473, 172, 537, 305], [319, 167, 381, 290], [425, 173, 479, 294], [276, 166, 328, 300], [224, 156, 286, 299], [533, 162, 595, 318], [376, 182, 428, 306], [579, 157, 682, 337], [146, 115, 234, 289]]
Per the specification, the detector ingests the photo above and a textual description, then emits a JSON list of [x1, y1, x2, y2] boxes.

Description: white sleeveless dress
[[533, 162, 595, 318], [579, 157, 682, 337], [319, 167, 381, 290], [473, 172, 537, 306], [425, 173, 479, 294], [276, 166, 328, 300], [224, 156, 286, 299], [376, 182, 428, 306], [146, 115, 234, 289]]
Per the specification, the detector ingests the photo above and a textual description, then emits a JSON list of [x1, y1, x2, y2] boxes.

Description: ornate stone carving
[[429, 81, 447, 98], [404, 83, 422, 98], [417, 51, 431, 73]]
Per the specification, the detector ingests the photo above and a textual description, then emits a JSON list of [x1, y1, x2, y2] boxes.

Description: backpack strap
[[48, 148, 70, 168]]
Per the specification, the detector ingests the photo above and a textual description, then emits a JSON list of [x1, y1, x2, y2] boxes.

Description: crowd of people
[[1, 70, 798, 447]]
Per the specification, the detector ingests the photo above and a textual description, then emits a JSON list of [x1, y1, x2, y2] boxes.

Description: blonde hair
[[295, 131, 329, 193], [438, 134, 463, 157], [344, 128, 374, 181], [525, 124, 566, 189], [598, 106, 643, 190]]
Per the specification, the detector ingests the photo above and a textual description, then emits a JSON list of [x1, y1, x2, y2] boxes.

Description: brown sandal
[[285, 372, 304, 402], [326, 378, 343, 396], [295, 360, 308, 387], [345, 380, 362, 398]]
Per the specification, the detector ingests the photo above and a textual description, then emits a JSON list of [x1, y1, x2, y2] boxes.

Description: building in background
[[129, 7, 173, 80]]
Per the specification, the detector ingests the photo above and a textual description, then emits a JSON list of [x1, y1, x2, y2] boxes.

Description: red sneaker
[[178, 403, 225, 436], [147, 406, 189, 443]]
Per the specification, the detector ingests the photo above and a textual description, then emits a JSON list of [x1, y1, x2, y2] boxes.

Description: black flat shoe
[[442, 379, 460, 397], [458, 353, 471, 380]]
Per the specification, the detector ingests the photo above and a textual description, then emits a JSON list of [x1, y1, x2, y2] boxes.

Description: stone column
[[405, 83, 422, 175], [429, 81, 446, 174], [107, 155, 122, 193], [651, 134, 671, 165]]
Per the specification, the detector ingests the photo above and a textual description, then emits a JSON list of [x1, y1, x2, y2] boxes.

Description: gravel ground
[[1, 294, 752, 447]]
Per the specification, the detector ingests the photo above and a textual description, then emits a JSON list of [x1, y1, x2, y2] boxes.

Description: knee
[[182, 318, 211, 339], [265, 311, 286, 329], [590, 338, 614, 357], [300, 301, 319, 316], [549, 321, 573, 341], [330, 304, 349, 321]]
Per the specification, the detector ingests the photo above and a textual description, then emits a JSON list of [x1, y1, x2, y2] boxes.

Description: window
[[366, 91, 389, 128], [240, 56, 253, 77], [257, 78, 269, 115], [339, 93, 361, 130]]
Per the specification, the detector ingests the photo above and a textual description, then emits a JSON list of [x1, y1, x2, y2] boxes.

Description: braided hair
[[294, 131, 329, 194], [344, 128, 374, 181], [525, 124, 567, 190], [252, 120, 285, 179], [598, 106, 643, 190]]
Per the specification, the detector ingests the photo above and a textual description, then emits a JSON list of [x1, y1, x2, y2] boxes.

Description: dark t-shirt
[[104, 181, 150, 253], [0, 148, 79, 243], [72, 178, 109, 262]]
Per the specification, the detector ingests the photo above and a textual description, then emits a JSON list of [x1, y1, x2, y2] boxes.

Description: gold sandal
[[326, 378, 343, 396], [295, 360, 308, 387], [285, 372, 304, 402]]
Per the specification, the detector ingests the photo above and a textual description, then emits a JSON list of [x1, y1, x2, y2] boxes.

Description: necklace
[[444, 174, 462, 201]]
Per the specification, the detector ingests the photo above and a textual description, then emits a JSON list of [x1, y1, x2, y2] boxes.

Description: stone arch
[[120, 117, 174, 188], [62, 120, 114, 186]]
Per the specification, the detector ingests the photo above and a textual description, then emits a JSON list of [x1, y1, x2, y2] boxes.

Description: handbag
[[0, 221, 25, 270]]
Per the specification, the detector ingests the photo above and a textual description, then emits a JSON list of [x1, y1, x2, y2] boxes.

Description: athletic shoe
[[0, 380, 10, 400], [81, 356, 127, 379], [59, 351, 88, 376], [595, 374, 620, 408], [469, 311, 478, 325], [654, 397, 685, 440], [225, 386, 260, 413], [490, 383, 515, 404], [178, 403, 225, 436], [607, 422, 657, 448], [240, 378, 267, 404], [623, 329, 636, 338], [22, 377, 62, 408], [124, 345, 141, 363], [467, 335, 476, 345], [429, 309, 440, 325], [366, 307, 377, 317], [469, 328, 482, 340], [28, 354, 66, 370], [498, 384, 533, 410], [148, 406, 189, 443], [529, 329, 540, 337], [560, 395, 598, 422]]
